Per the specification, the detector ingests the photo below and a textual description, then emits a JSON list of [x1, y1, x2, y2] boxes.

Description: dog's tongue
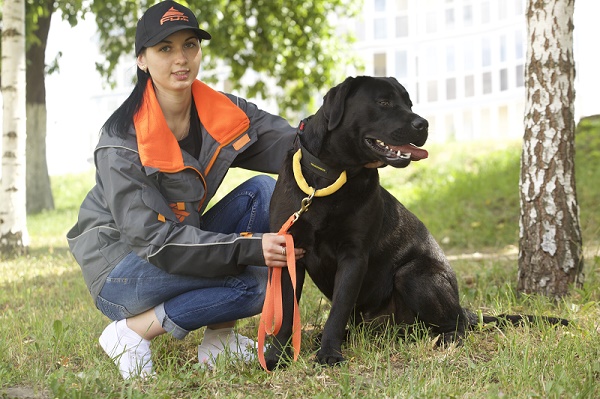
[[393, 144, 429, 161]]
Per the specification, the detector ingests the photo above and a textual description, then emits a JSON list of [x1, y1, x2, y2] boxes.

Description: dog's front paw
[[264, 345, 292, 371], [316, 347, 345, 366]]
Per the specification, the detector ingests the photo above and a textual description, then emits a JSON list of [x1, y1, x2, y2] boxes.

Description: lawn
[[1, 117, 599, 398]]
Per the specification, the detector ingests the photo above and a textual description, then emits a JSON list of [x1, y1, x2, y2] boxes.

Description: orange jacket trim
[[134, 79, 250, 173]]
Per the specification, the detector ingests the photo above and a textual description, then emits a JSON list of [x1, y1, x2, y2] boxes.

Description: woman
[[67, 0, 304, 379]]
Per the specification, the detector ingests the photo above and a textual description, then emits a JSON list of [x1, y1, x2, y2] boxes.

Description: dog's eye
[[378, 100, 392, 107]]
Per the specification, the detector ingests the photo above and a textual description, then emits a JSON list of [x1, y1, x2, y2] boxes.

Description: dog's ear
[[323, 77, 355, 130]]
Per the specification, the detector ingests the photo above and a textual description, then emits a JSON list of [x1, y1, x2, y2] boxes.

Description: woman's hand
[[262, 233, 305, 268]]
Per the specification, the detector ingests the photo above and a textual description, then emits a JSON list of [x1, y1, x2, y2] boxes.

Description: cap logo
[[160, 6, 189, 25]]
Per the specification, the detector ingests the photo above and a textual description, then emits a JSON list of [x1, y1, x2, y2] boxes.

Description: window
[[483, 72, 492, 94], [374, 53, 387, 76], [445, 8, 455, 29], [463, 110, 473, 138], [500, 35, 507, 62], [427, 80, 438, 102], [465, 75, 475, 97], [515, 30, 525, 59], [516, 64, 524, 87], [499, 106, 509, 136], [426, 115, 436, 136], [482, 37, 492, 67], [481, 108, 491, 136], [464, 41, 475, 70], [426, 46, 438, 76], [463, 4, 473, 26], [396, 15, 409, 37], [374, 18, 387, 39], [445, 114, 455, 139], [482, 1, 491, 24], [375, 0, 386, 12], [446, 45, 455, 72], [515, 0, 525, 15], [500, 68, 508, 91], [395, 51, 408, 78], [426, 12, 437, 34], [446, 78, 456, 100], [498, 0, 508, 20], [356, 20, 366, 41]]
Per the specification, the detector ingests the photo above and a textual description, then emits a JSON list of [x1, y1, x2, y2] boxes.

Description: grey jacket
[[67, 81, 296, 302]]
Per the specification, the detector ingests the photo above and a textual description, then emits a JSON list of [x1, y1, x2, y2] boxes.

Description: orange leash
[[257, 214, 302, 372]]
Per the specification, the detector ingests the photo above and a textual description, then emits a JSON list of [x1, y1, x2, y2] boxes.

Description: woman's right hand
[[261, 233, 305, 268]]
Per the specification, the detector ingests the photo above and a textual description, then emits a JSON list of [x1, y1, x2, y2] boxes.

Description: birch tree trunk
[[1, 0, 29, 256], [26, 6, 55, 214], [518, 0, 583, 297]]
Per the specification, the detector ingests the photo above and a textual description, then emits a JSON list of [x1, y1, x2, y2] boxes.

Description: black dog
[[264, 76, 567, 370]]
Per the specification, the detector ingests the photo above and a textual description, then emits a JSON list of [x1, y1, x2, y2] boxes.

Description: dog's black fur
[[264, 76, 567, 370]]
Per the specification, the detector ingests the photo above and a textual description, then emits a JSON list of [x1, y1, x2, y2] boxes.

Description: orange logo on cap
[[160, 6, 189, 25]]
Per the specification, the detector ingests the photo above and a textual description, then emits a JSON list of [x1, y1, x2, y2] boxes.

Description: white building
[[352, 0, 529, 142]]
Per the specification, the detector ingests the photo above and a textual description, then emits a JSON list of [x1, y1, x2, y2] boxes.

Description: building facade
[[352, 0, 528, 142]]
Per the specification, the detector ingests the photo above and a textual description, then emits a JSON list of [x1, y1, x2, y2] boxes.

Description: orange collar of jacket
[[134, 79, 250, 173]]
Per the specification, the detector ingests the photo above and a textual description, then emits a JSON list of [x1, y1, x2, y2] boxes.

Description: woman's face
[[137, 29, 202, 93]]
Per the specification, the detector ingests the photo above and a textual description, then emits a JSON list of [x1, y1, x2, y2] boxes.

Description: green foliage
[[89, 0, 362, 118], [575, 115, 600, 244], [380, 140, 523, 253], [378, 118, 600, 255], [1, 0, 361, 118]]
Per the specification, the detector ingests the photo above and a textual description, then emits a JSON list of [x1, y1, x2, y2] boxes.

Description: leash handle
[[257, 215, 302, 372]]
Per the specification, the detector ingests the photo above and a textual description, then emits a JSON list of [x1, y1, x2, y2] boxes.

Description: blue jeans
[[96, 175, 274, 339]]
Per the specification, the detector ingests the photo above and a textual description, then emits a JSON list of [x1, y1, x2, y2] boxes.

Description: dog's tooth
[[400, 152, 411, 160]]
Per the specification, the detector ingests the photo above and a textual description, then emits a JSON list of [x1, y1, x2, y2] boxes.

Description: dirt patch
[[1, 387, 48, 399]]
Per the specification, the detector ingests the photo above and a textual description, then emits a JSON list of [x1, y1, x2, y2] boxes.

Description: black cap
[[135, 1, 211, 55]]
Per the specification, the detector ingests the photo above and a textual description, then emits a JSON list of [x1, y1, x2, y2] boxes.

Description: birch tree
[[1, 0, 29, 256], [518, 0, 583, 297]]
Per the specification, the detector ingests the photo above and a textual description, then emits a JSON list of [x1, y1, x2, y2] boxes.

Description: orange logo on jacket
[[160, 7, 189, 25], [169, 202, 190, 222]]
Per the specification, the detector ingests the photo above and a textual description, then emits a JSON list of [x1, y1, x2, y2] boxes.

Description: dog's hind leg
[[393, 260, 469, 344]]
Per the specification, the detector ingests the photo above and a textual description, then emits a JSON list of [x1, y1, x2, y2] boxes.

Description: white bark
[[1, 0, 29, 254], [518, 0, 583, 297]]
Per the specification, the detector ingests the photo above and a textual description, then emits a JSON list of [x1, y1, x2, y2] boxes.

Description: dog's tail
[[465, 310, 569, 328]]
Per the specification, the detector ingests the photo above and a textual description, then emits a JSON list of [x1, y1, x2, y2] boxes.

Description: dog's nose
[[411, 117, 428, 131]]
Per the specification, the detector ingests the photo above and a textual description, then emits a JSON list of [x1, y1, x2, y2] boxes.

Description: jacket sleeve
[[96, 146, 266, 278], [228, 95, 297, 173]]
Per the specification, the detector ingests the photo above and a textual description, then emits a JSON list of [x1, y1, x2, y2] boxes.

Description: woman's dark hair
[[101, 68, 149, 138]]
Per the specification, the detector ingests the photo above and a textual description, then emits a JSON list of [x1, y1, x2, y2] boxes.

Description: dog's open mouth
[[365, 139, 429, 162]]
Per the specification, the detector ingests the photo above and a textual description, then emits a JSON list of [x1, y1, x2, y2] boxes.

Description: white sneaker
[[99, 320, 153, 379], [198, 328, 258, 368]]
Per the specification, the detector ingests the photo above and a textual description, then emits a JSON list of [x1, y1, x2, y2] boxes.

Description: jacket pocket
[[142, 183, 201, 227], [157, 169, 205, 203]]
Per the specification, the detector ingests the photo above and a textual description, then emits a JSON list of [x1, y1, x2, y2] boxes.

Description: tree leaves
[[90, 0, 361, 118]]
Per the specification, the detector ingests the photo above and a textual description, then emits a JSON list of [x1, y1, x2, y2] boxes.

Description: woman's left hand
[[261, 233, 305, 268]]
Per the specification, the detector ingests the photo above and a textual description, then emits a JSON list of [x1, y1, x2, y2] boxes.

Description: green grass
[[1, 118, 599, 398]]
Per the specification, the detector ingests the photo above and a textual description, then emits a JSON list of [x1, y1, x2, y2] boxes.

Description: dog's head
[[319, 76, 428, 169]]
